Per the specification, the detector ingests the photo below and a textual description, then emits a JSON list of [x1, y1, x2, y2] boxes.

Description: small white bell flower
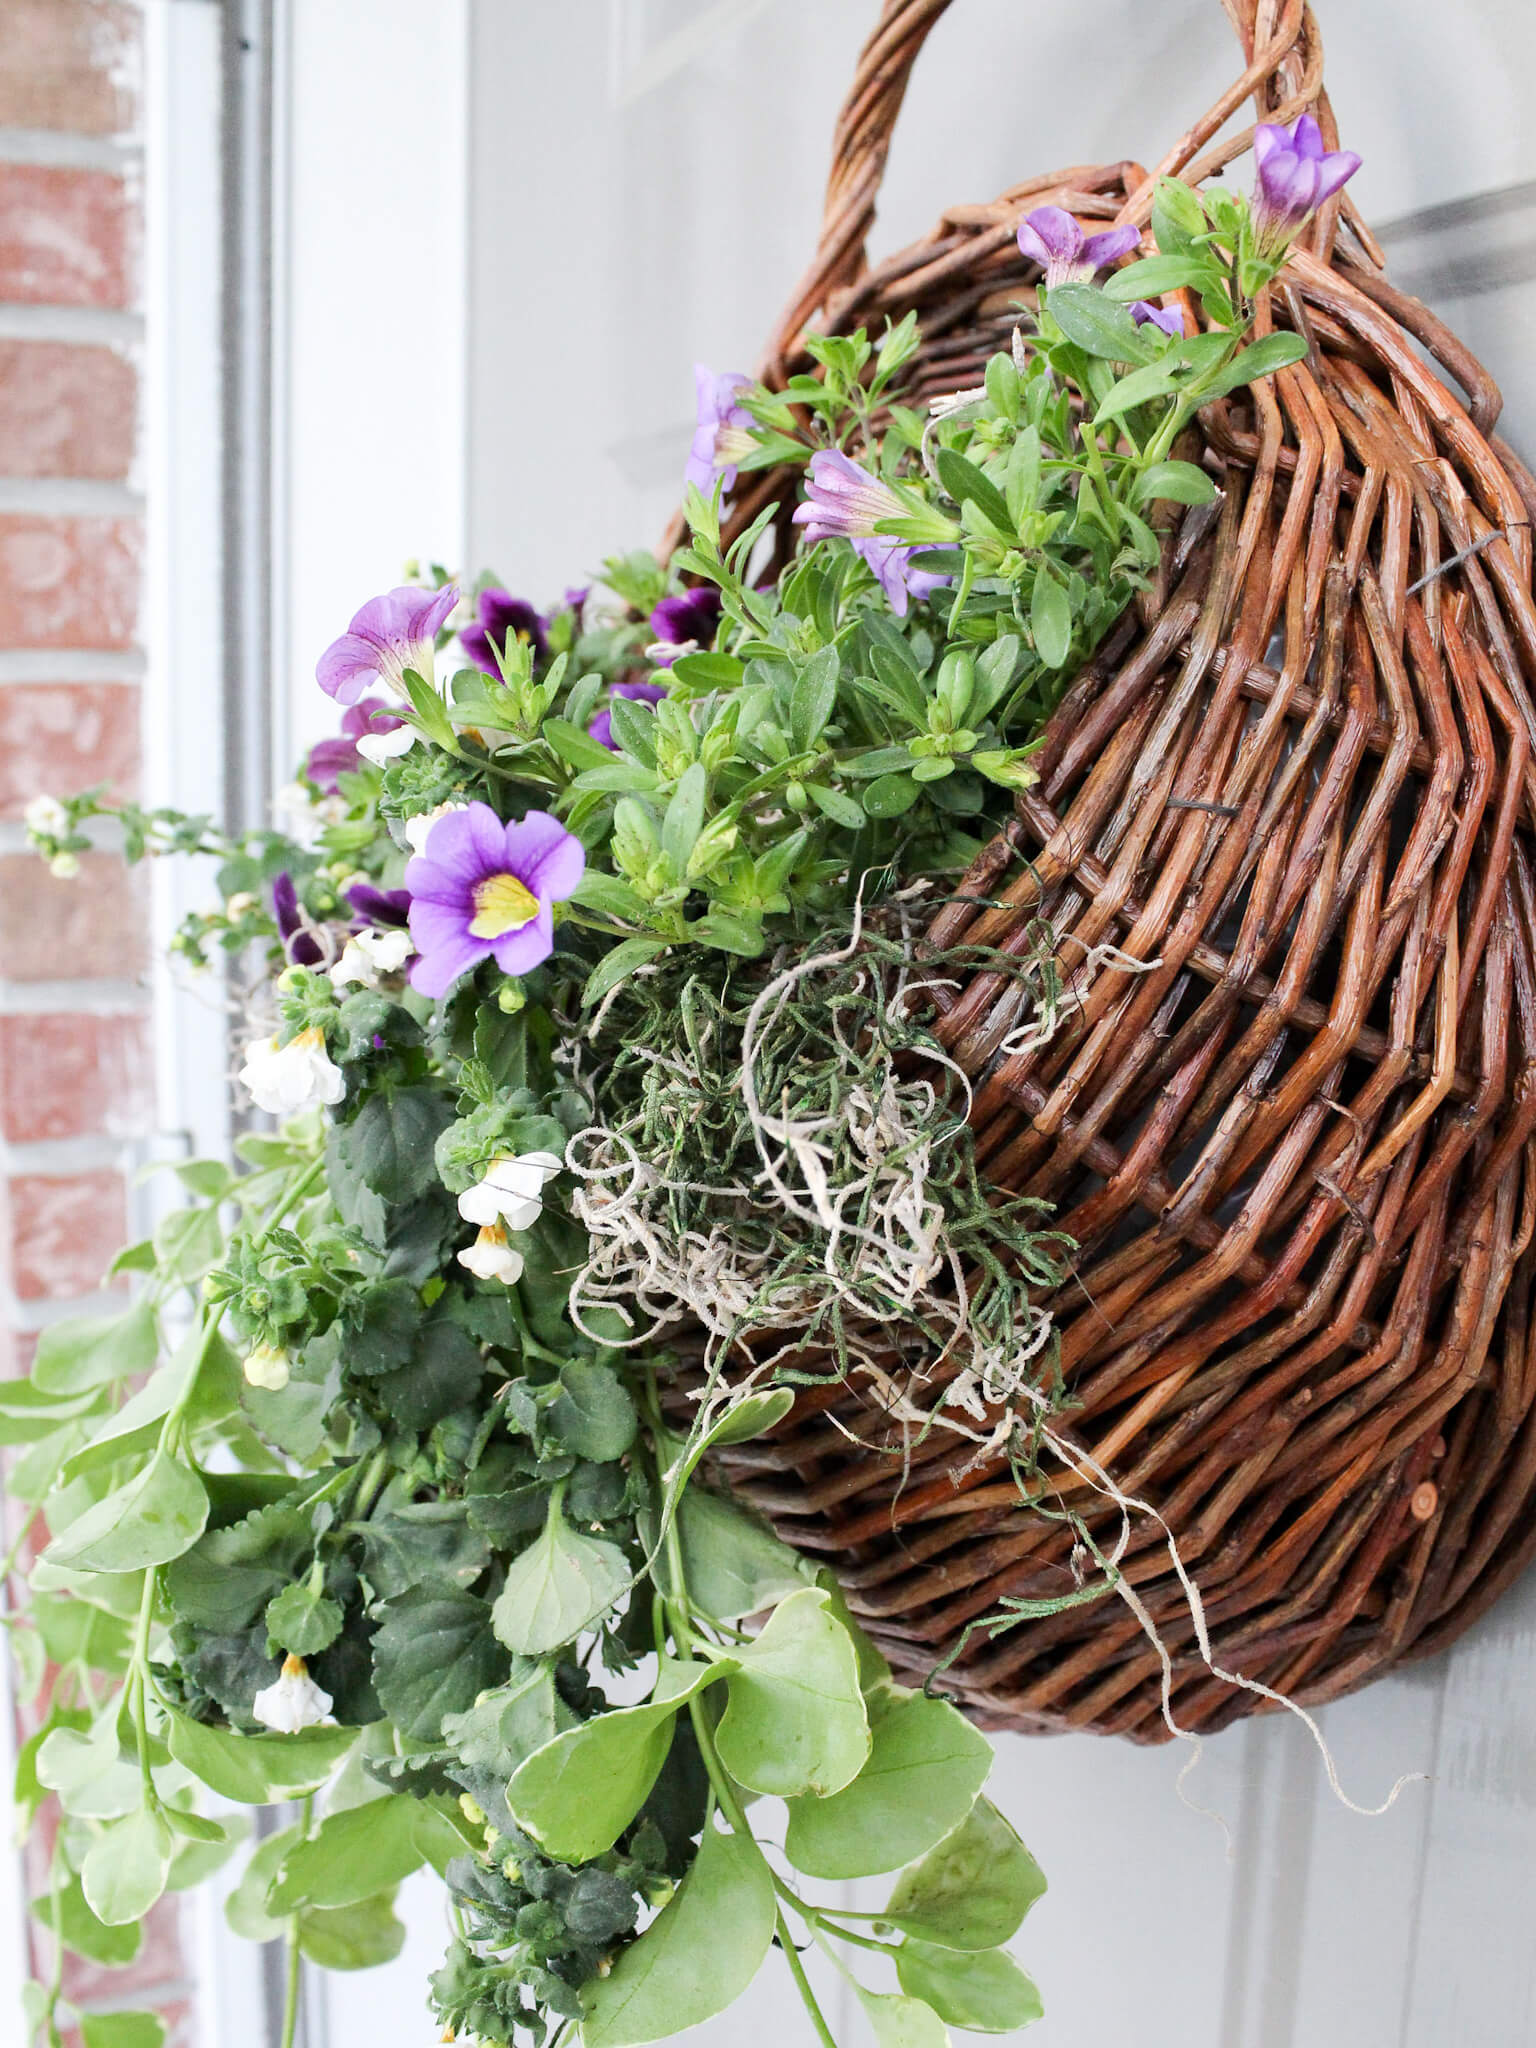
[[457, 1151, 564, 1233], [330, 925, 415, 990], [457, 1222, 525, 1285], [404, 799, 470, 856], [239, 1026, 346, 1115], [244, 1343, 291, 1391], [48, 851, 81, 880], [252, 1653, 335, 1733], [356, 722, 417, 766], [25, 793, 68, 838]]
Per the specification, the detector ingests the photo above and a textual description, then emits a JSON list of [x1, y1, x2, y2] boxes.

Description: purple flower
[[793, 449, 908, 544], [1016, 206, 1140, 287], [563, 585, 590, 625], [404, 802, 585, 997], [1130, 299, 1187, 339], [686, 364, 753, 494], [1251, 114, 1361, 251], [589, 680, 668, 752], [316, 584, 459, 705], [346, 881, 412, 929], [460, 588, 548, 678], [649, 586, 723, 666], [305, 698, 406, 792], [272, 871, 323, 967], [851, 537, 948, 620]]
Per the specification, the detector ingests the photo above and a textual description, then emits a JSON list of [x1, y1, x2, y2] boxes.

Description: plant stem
[[775, 1912, 839, 2048], [280, 1792, 315, 2048]]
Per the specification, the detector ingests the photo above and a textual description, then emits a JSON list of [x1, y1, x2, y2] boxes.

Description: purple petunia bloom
[[648, 585, 723, 666], [1251, 114, 1361, 252], [563, 585, 590, 626], [404, 802, 585, 997], [686, 364, 753, 494], [272, 871, 323, 967], [305, 698, 406, 792], [851, 536, 948, 620], [347, 881, 412, 930], [1130, 299, 1187, 339], [1016, 205, 1140, 288], [589, 680, 668, 752], [792, 449, 907, 544], [460, 588, 549, 678], [316, 584, 459, 705]]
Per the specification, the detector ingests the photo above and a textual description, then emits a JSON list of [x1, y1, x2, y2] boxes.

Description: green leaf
[[37, 1713, 139, 1818], [1103, 252, 1212, 300], [582, 937, 669, 1008], [1091, 357, 1185, 423], [666, 1385, 795, 1500], [491, 1498, 630, 1654], [669, 1486, 810, 1623], [661, 762, 708, 872], [265, 1581, 345, 1657], [1150, 175, 1208, 255], [572, 869, 651, 922], [1029, 568, 1072, 670], [608, 693, 659, 765], [881, 1797, 1046, 1949], [895, 1941, 1043, 2034], [0, 1378, 104, 1445], [548, 1359, 637, 1462], [1198, 330, 1309, 399], [934, 449, 1014, 538], [44, 1449, 209, 1573], [152, 1203, 225, 1286], [668, 651, 743, 688], [855, 1986, 951, 2048], [543, 717, 622, 771], [508, 1662, 723, 1862], [1046, 283, 1155, 363], [165, 1705, 357, 1804], [225, 1826, 299, 1942], [333, 1087, 455, 1205], [267, 1795, 426, 1913], [82, 1804, 173, 1924], [32, 1300, 158, 1395], [80, 2013, 167, 2048], [862, 773, 920, 819], [1134, 459, 1218, 506], [715, 1587, 869, 1798], [440, 1659, 571, 1776], [371, 1587, 507, 1744], [783, 1692, 992, 1880], [31, 1877, 141, 1966], [298, 1890, 405, 1971], [789, 647, 840, 752], [579, 1821, 776, 2048], [806, 782, 865, 830]]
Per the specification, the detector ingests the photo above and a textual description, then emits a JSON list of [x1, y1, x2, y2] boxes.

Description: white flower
[[244, 1343, 291, 1391], [225, 891, 258, 919], [273, 782, 347, 850], [48, 851, 81, 880], [330, 925, 415, 990], [403, 799, 470, 855], [356, 722, 417, 766], [457, 1223, 525, 1284], [239, 1026, 346, 1115], [458, 1150, 564, 1232], [252, 1653, 335, 1733], [24, 794, 68, 838]]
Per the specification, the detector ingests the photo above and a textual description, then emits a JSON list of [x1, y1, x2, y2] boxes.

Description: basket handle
[[762, 0, 1343, 377]]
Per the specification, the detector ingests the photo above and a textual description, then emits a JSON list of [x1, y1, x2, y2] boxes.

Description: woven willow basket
[[678, 0, 1536, 1741]]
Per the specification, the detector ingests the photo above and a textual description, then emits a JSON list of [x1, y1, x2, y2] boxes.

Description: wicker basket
[[689, 0, 1536, 1741]]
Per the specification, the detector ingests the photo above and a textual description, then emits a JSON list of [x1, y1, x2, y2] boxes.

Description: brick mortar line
[[1, 1137, 137, 1177], [0, 129, 141, 174], [0, 480, 144, 517], [0, 983, 151, 1016], [0, 652, 145, 684], [0, 307, 144, 347]]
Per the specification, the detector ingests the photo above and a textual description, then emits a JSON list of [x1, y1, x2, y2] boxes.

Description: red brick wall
[[1, 4, 195, 2038]]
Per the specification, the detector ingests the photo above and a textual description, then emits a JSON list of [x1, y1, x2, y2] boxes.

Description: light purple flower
[[649, 586, 722, 666], [460, 588, 548, 677], [404, 802, 585, 997], [793, 449, 908, 544], [305, 698, 405, 792], [1017, 206, 1140, 288], [316, 584, 459, 705], [1130, 299, 1187, 339], [686, 364, 753, 493], [590, 680, 668, 752], [563, 585, 590, 624], [851, 538, 947, 619], [1251, 115, 1361, 251]]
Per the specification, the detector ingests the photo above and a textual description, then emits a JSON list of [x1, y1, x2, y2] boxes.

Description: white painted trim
[[0, 128, 140, 172], [0, 307, 145, 345], [0, 480, 144, 516]]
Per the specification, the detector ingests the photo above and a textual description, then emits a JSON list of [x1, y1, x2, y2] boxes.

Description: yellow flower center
[[469, 872, 539, 939]]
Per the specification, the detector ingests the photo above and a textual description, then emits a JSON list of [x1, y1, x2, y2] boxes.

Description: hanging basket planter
[[689, 0, 1536, 1741]]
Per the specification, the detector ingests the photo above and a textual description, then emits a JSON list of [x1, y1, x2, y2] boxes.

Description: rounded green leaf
[[579, 1821, 775, 2047], [784, 1692, 991, 1880], [881, 1796, 1046, 1950], [80, 2014, 167, 2048], [297, 1891, 406, 1971], [32, 1300, 158, 1395], [45, 1450, 209, 1574], [669, 1487, 810, 1624], [225, 1826, 300, 1942], [862, 773, 920, 819], [491, 1505, 630, 1656], [715, 1588, 869, 1798], [267, 1795, 426, 1913], [895, 1941, 1044, 2034], [854, 1986, 950, 2048], [83, 1804, 173, 1925], [165, 1705, 357, 1804]]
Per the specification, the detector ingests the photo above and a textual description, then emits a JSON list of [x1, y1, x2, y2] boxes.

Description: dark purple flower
[[272, 871, 323, 967], [792, 449, 907, 544], [346, 881, 412, 929], [305, 697, 406, 792], [1130, 299, 1187, 339], [316, 584, 458, 705], [589, 680, 668, 753], [563, 585, 590, 626], [404, 802, 586, 997], [649, 586, 723, 665], [850, 537, 948, 619], [1017, 206, 1140, 288], [460, 588, 549, 678], [686, 364, 753, 494], [1251, 115, 1361, 251]]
